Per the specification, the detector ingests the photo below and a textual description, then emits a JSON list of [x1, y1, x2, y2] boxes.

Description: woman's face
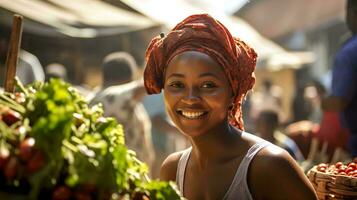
[[164, 51, 233, 137]]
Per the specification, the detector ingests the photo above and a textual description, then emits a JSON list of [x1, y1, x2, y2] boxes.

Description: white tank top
[[176, 136, 271, 200]]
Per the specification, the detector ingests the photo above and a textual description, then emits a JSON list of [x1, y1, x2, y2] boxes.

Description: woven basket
[[307, 166, 357, 200]]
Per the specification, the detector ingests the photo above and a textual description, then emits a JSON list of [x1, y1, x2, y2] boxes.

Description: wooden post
[[4, 14, 23, 92]]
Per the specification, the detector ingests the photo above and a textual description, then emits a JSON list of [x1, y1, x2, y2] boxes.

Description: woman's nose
[[181, 88, 201, 104]]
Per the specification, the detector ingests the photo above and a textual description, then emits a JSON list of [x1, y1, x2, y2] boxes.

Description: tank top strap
[[176, 147, 192, 194], [224, 140, 271, 200]]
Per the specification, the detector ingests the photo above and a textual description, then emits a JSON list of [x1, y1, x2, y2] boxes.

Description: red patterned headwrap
[[144, 14, 257, 130]]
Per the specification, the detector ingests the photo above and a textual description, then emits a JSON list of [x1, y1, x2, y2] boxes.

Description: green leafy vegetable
[[0, 78, 182, 200]]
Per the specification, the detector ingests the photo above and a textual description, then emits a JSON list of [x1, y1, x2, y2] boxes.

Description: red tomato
[[52, 186, 72, 200], [19, 137, 35, 162], [4, 157, 18, 180], [338, 168, 346, 174], [335, 162, 343, 169], [347, 162, 356, 170], [26, 150, 45, 174], [2, 109, 22, 126], [346, 167, 355, 174]]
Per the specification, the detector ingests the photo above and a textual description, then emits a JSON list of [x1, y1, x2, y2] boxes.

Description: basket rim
[[308, 166, 357, 180], [307, 166, 357, 197]]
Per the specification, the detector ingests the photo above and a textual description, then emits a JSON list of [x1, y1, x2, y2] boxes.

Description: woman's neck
[[188, 121, 242, 170]]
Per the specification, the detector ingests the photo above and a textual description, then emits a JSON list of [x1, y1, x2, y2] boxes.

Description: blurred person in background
[[287, 80, 350, 162], [312, 80, 350, 159], [292, 82, 314, 123], [249, 79, 284, 126], [45, 63, 68, 82], [90, 52, 155, 174], [303, 80, 324, 123], [322, 0, 357, 158], [45, 63, 92, 98], [256, 109, 304, 163]]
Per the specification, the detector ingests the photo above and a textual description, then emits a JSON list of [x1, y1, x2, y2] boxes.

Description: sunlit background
[[0, 0, 352, 178]]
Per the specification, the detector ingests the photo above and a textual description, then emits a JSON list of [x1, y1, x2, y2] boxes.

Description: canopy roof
[[235, 0, 345, 39], [0, 0, 158, 38]]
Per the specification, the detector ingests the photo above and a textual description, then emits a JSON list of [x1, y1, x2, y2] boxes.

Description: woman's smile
[[176, 109, 209, 119]]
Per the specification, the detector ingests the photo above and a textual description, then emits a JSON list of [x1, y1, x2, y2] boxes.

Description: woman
[[144, 14, 317, 200]]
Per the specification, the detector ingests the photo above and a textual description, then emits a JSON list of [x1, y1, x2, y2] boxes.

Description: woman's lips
[[176, 109, 208, 119]]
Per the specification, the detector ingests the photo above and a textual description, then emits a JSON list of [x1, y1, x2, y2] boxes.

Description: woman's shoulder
[[243, 131, 297, 179], [240, 131, 293, 170], [247, 140, 317, 199], [160, 148, 191, 182], [253, 143, 292, 169]]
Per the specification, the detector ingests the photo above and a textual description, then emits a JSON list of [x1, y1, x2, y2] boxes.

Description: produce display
[[315, 162, 357, 177], [307, 161, 357, 200], [0, 78, 182, 200]]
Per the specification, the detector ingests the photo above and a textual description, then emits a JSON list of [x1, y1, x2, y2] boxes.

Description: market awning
[[0, 0, 158, 38], [120, 0, 315, 69], [235, 0, 345, 39]]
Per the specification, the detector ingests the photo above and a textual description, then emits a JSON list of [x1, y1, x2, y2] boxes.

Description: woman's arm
[[249, 145, 317, 200]]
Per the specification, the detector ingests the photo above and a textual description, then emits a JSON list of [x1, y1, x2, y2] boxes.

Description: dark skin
[[160, 51, 317, 200]]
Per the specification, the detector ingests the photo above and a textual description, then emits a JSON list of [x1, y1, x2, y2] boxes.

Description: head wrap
[[144, 14, 257, 130]]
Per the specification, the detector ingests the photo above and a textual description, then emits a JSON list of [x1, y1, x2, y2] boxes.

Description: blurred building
[[235, 0, 348, 87], [233, 0, 348, 122]]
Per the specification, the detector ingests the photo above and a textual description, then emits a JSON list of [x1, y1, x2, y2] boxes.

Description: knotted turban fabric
[[144, 14, 257, 130]]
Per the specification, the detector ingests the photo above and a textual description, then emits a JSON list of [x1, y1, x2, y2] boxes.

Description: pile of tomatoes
[[316, 161, 357, 177], [0, 107, 45, 185]]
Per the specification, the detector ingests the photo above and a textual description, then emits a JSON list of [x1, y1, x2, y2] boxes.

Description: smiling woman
[[143, 14, 317, 200]]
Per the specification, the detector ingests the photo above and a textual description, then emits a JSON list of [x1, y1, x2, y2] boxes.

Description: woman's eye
[[201, 82, 217, 88], [169, 82, 184, 88]]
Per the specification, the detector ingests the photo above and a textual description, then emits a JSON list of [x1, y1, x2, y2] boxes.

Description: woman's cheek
[[163, 91, 179, 118]]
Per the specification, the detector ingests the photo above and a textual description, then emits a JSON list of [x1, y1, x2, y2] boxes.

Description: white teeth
[[181, 111, 205, 119]]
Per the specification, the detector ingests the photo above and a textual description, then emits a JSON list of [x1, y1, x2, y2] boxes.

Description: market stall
[[0, 14, 181, 200]]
